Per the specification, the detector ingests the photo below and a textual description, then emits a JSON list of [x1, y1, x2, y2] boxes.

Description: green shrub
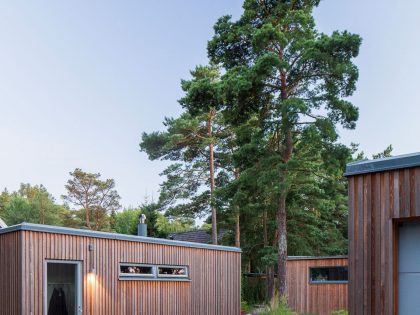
[[331, 310, 348, 315], [241, 300, 252, 312]]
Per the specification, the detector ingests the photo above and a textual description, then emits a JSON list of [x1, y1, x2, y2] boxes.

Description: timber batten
[[0, 224, 241, 315]]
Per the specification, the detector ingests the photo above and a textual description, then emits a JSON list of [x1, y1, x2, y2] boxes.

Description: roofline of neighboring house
[[168, 229, 227, 236], [345, 152, 420, 176], [0, 223, 241, 253]]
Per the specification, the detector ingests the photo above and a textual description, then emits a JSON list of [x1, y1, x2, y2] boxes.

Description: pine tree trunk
[[276, 190, 287, 298], [235, 210, 240, 247], [277, 130, 293, 298], [234, 169, 240, 248], [85, 192, 91, 229], [276, 53, 291, 298], [208, 109, 217, 245], [263, 209, 274, 301]]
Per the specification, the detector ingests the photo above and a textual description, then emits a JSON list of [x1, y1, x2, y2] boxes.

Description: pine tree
[[208, 0, 361, 297]]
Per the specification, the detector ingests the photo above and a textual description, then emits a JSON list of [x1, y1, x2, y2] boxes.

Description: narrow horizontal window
[[157, 265, 188, 278], [119, 264, 154, 277], [118, 263, 190, 281], [309, 266, 348, 284]]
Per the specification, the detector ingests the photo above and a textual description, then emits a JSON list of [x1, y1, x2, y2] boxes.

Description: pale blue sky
[[0, 0, 419, 208]]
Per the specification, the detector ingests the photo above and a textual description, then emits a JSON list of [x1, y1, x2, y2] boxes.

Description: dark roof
[[345, 152, 420, 176], [168, 229, 228, 244], [0, 223, 241, 252]]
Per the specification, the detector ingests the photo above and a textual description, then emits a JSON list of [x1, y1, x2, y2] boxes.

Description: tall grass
[[258, 297, 297, 315]]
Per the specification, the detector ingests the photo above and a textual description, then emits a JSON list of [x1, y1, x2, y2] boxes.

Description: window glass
[[120, 264, 154, 276], [118, 264, 189, 280], [309, 266, 348, 283], [158, 266, 188, 278]]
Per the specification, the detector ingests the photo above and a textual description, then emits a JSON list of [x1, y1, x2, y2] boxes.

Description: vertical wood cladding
[[347, 168, 420, 315], [286, 258, 348, 315], [18, 230, 240, 315], [0, 231, 22, 315]]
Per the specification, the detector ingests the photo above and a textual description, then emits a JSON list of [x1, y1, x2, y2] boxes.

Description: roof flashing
[[0, 223, 241, 253], [345, 152, 420, 176]]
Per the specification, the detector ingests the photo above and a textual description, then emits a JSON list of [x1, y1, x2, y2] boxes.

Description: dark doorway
[[45, 261, 81, 315]]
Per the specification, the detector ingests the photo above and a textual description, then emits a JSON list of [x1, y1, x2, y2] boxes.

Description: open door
[[45, 260, 82, 315]]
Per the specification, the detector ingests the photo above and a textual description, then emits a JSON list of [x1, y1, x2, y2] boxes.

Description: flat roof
[[287, 256, 347, 261], [0, 223, 241, 253], [345, 152, 420, 176]]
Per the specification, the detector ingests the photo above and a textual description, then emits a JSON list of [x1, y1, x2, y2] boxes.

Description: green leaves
[[0, 184, 72, 227]]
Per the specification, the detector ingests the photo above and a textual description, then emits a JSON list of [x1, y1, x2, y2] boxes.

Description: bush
[[331, 311, 348, 315], [241, 301, 252, 312]]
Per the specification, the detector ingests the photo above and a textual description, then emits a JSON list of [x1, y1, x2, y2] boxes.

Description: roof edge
[[345, 152, 420, 177], [0, 223, 241, 253]]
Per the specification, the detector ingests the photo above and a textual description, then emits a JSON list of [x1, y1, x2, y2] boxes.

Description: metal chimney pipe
[[138, 214, 147, 237]]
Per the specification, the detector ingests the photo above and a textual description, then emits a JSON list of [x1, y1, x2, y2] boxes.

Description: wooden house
[[287, 256, 348, 315], [0, 223, 241, 315], [346, 152, 420, 315], [244, 256, 348, 315]]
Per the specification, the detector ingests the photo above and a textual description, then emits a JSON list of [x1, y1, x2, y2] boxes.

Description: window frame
[[118, 263, 190, 281], [157, 265, 189, 279], [119, 263, 156, 279], [308, 265, 348, 284]]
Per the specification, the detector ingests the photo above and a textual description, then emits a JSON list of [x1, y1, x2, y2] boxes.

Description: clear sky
[[1, 0, 419, 208]]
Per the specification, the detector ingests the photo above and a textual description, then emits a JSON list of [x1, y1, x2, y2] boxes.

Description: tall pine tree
[[208, 0, 361, 297]]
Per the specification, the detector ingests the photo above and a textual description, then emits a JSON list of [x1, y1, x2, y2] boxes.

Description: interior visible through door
[[46, 262, 80, 315]]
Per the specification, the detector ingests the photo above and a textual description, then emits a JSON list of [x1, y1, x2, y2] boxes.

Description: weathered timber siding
[[20, 230, 241, 315], [347, 168, 419, 315], [0, 231, 22, 315], [287, 258, 348, 315]]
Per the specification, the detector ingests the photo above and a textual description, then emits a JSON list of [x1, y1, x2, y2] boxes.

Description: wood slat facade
[[287, 257, 348, 315], [346, 153, 420, 315], [0, 224, 241, 315], [0, 231, 21, 314]]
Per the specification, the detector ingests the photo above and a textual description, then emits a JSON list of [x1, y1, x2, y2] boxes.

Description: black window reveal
[[309, 266, 348, 283]]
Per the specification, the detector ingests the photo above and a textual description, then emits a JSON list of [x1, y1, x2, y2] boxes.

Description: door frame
[[44, 259, 83, 315]]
